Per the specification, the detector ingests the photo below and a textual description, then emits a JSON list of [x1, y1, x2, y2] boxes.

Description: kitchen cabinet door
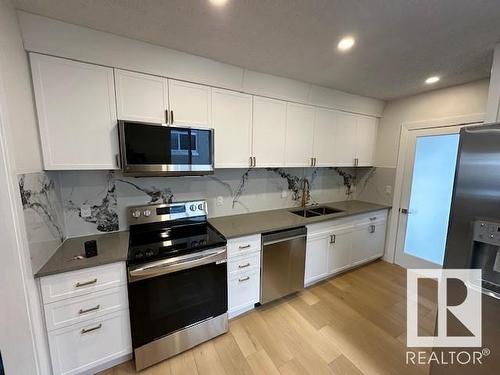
[[327, 227, 353, 274], [305, 235, 329, 286], [332, 112, 357, 166], [313, 108, 337, 166], [212, 88, 253, 168], [115, 69, 168, 123], [356, 115, 378, 166], [30, 53, 119, 170], [351, 221, 386, 266], [168, 79, 211, 127], [252, 96, 286, 167], [285, 103, 315, 167]]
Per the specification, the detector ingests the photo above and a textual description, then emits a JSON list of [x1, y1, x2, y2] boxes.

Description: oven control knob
[[143, 209, 151, 217], [198, 203, 204, 211], [145, 249, 154, 257], [135, 250, 144, 259], [132, 209, 141, 218], [190, 204, 197, 212]]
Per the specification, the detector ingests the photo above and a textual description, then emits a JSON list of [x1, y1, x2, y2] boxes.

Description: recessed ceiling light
[[209, 0, 228, 6], [337, 36, 355, 51], [425, 76, 440, 84]]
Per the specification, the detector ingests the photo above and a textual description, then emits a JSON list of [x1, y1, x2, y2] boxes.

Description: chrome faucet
[[301, 178, 311, 208]]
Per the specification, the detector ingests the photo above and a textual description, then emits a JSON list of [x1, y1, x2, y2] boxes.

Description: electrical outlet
[[216, 196, 224, 206], [281, 190, 288, 199], [81, 204, 92, 218], [385, 185, 393, 195]]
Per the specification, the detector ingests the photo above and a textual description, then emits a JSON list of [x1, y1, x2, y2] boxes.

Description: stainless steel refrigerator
[[431, 123, 500, 373]]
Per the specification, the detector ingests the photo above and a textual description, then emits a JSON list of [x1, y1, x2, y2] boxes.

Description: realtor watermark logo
[[406, 269, 482, 348]]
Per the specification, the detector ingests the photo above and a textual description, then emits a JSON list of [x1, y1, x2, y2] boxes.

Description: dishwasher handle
[[262, 226, 307, 246]]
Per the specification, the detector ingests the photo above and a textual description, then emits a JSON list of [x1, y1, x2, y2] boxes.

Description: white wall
[[17, 11, 385, 118], [486, 43, 500, 122], [0, 1, 51, 373], [375, 79, 490, 168], [0, 4, 42, 174]]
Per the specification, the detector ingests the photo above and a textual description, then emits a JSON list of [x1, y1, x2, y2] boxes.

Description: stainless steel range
[[126, 200, 228, 371]]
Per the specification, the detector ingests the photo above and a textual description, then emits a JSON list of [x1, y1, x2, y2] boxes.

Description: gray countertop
[[34, 200, 390, 278], [35, 231, 130, 278], [209, 200, 391, 239]]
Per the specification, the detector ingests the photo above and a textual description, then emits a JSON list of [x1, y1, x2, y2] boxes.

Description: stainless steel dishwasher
[[260, 226, 307, 304]]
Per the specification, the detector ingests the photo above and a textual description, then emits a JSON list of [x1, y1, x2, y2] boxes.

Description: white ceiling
[[13, 0, 500, 100]]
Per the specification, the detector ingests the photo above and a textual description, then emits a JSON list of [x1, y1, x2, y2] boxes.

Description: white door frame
[[384, 113, 485, 267]]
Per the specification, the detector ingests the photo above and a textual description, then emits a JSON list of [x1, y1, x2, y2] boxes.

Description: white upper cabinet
[[252, 96, 287, 167], [355, 115, 378, 166], [313, 107, 337, 166], [285, 103, 315, 167], [114, 69, 168, 123], [332, 112, 357, 166], [168, 79, 211, 127], [212, 88, 253, 168], [30, 53, 119, 170]]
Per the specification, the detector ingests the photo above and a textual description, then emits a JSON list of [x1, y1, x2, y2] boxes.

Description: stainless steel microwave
[[118, 121, 214, 176]]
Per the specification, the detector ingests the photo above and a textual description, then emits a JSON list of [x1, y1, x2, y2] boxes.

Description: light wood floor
[[100, 260, 437, 375]]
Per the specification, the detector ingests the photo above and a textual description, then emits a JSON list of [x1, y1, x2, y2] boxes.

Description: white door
[[30, 53, 119, 170], [114, 69, 168, 123], [355, 116, 378, 166], [328, 227, 352, 274], [168, 79, 211, 127], [395, 126, 461, 269], [305, 236, 329, 285], [252, 96, 286, 167], [332, 112, 357, 166], [313, 107, 337, 166], [212, 88, 253, 168], [285, 103, 315, 167]]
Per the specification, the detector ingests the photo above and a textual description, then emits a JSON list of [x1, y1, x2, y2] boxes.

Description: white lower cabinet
[[40, 263, 132, 375], [227, 234, 261, 318], [47, 310, 131, 375], [304, 235, 329, 286], [305, 210, 388, 286]]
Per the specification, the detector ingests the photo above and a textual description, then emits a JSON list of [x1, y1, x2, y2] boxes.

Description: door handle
[[400, 208, 411, 214], [79, 304, 100, 315], [75, 278, 97, 288], [81, 323, 102, 335]]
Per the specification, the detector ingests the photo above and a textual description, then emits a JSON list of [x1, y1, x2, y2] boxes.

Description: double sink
[[289, 205, 344, 218]]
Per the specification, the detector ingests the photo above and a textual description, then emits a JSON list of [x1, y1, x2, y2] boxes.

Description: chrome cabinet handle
[[253, 157, 256, 167], [75, 278, 97, 288], [310, 157, 314, 167], [330, 234, 336, 244], [238, 244, 251, 249], [165, 109, 170, 124], [249, 156, 253, 167], [238, 262, 251, 269], [354, 158, 359, 167], [314, 157, 317, 166], [81, 323, 102, 335], [369, 224, 376, 233], [238, 276, 250, 282], [79, 304, 100, 315]]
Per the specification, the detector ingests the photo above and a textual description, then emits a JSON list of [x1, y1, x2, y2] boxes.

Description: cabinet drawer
[[47, 310, 131, 375], [227, 234, 261, 258], [44, 285, 128, 332], [228, 252, 261, 275], [228, 268, 260, 312], [41, 263, 126, 304]]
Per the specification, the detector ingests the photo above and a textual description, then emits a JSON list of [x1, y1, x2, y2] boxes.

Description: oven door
[[127, 247, 227, 349], [118, 121, 214, 176]]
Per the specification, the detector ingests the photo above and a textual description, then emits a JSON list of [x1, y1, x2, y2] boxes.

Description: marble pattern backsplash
[[19, 167, 381, 245], [18, 171, 65, 272]]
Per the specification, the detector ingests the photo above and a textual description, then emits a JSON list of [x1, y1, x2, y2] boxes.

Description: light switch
[[384, 185, 393, 195], [216, 196, 224, 206]]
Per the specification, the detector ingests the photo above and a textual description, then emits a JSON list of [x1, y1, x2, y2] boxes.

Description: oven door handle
[[128, 247, 227, 282]]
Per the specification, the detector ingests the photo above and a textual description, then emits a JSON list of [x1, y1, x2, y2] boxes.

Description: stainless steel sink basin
[[289, 206, 344, 218]]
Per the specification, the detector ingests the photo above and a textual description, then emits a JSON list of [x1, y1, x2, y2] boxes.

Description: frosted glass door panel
[[403, 134, 459, 265]]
